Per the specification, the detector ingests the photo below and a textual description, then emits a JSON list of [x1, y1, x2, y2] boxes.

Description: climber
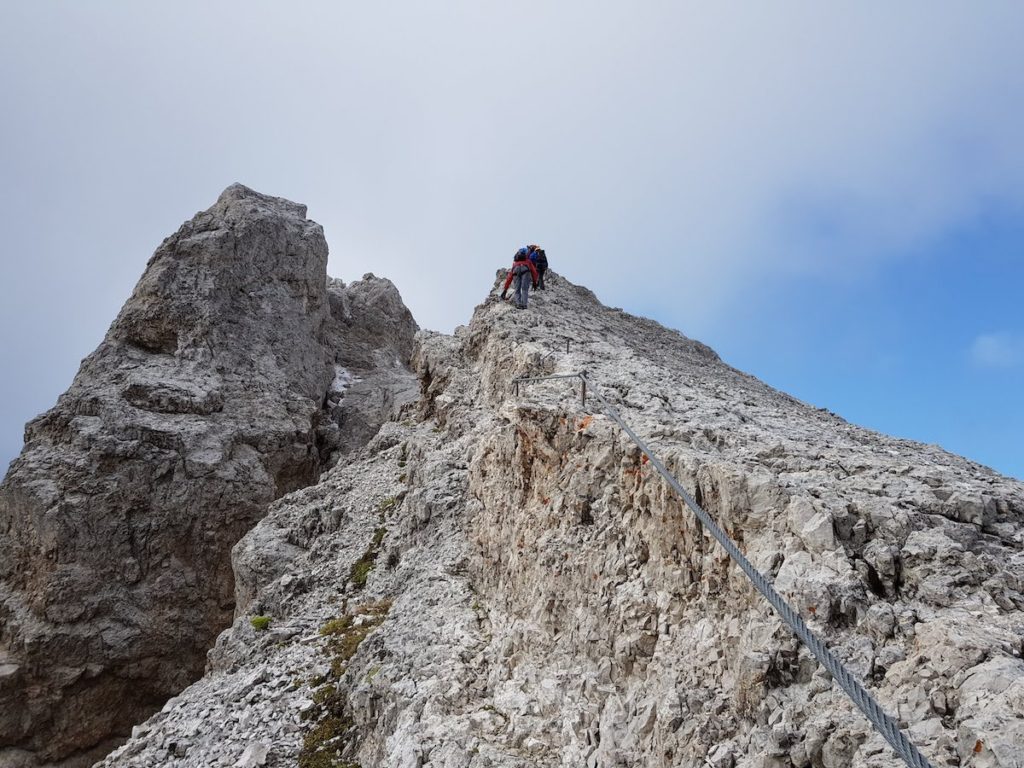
[[500, 247, 540, 309], [530, 245, 548, 290]]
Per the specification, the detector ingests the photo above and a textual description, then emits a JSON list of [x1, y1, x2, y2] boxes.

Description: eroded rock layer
[[0, 186, 417, 766], [101, 272, 1024, 768]]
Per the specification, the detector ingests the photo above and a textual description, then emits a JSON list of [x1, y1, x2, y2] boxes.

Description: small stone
[[236, 743, 269, 767]]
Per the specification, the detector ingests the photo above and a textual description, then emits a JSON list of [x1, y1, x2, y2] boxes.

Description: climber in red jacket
[[500, 247, 540, 309]]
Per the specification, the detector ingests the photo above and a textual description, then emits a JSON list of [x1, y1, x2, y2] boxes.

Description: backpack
[[534, 248, 547, 268]]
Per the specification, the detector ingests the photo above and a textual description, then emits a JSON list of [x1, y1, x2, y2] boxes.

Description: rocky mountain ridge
[[2, 187, 1023, 768], [105, 269, 1024, 766]]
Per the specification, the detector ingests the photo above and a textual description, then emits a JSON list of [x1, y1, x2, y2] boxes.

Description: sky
[[1, 2, 1022, 480]]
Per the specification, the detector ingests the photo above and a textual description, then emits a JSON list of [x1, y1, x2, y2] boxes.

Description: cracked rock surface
[[101, 272, 1024, 767], [0, 185, 416, 767]]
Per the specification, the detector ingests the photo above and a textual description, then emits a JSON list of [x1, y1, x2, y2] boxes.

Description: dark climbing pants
[[537, 266, 546, 289], [513, 271, 532, 308]]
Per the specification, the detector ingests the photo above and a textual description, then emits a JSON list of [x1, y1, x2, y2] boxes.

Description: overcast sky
[[2, 3, 1022, 479]]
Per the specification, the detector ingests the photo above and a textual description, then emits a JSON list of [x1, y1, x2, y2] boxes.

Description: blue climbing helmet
[[514, 247, 530, 262]]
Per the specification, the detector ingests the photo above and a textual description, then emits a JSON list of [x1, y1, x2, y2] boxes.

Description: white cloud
[[970, 334, 1022, 368], [2, 2, 1024, 466], [3, 3, 1024, 333]]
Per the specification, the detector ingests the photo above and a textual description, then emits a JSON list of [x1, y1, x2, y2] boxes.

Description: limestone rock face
[[100, 272, 1024, 768], [321, 275, 419, 461], [0, 185, 417, 766]]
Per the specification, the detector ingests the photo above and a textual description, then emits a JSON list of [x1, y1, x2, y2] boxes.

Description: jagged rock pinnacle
[[0, 185, 417, 766]]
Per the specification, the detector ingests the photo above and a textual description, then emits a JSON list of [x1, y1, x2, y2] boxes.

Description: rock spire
[[0, 185, 417, 766]]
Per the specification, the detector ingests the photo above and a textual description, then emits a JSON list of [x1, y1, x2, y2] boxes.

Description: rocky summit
[[0, 186, 416, 767], [3, 188, 1024, 768]]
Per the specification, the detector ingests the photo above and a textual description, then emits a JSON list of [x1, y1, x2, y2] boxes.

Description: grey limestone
[[99, 269, 1024, 768]]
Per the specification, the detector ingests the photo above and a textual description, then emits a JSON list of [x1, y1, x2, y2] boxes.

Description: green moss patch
[[348, 527, 387, 589], [298, 601, 392, 768]]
